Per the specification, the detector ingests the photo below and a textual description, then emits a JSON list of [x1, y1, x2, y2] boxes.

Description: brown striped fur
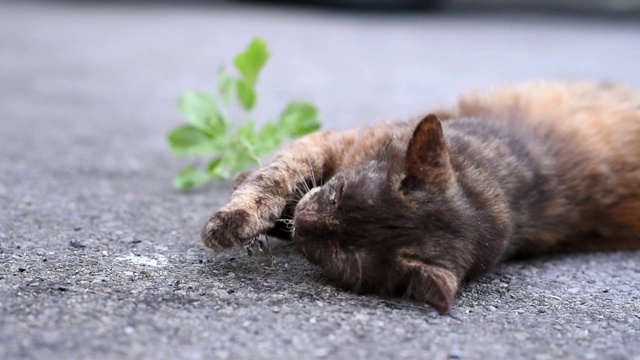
[[201, 80, 640, 312]]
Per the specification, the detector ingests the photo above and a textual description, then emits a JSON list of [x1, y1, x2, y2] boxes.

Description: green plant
[[167, 37, 321, 189]]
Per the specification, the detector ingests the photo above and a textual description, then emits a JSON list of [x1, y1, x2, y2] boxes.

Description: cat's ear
[[401, 114, 453, 193], [401, 259, 458, 313]]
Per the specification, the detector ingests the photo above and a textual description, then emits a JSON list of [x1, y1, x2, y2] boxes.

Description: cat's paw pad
[[201, 209, 252, 251]]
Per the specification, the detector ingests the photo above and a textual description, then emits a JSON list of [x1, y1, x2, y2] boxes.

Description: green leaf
[[233, 119, 262, 168], [167, 124, 218, 156], [174, 166, 211, 189], [237, 118, 256, 140], [207, 157, 230, 178], [217, 66, 235, 104], [255, 122, 283, 155], [227, 145, 260, 173], [177, 90, 225, 135], [233, 37, 270, 86], [235, 79, 256, 111], [278, 101, 321, 137], [169, 37, 323, 186]]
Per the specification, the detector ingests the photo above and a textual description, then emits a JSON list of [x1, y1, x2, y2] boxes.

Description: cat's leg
[[201, 121, 408, 251]]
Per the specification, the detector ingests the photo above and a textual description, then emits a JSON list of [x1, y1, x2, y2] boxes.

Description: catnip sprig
[[168, 37, 321, 189]]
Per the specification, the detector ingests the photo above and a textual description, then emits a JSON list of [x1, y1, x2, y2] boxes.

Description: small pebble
[[271, 306, 281, 313], [314, 347, 330, 358], [537, 308, 547, 314], [69, 240, 85, 249], [448, 347, 464, 359]]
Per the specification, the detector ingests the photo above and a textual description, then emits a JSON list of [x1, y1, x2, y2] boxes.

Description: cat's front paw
[[201, 208, 254, 251]]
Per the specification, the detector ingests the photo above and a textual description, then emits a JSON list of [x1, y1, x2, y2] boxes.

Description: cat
[[201, 80, 640, 312]]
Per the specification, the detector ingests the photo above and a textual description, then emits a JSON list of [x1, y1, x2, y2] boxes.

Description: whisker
[[302, 179, 310, 193], [354, 251, 364, 291], [263, 235, 274, 261], [296, 171, 311, 193], [286, 193, 302, 202], [317, 163, 324, 186], [308, 162, 317, 188], [290, 180, 304, 200]]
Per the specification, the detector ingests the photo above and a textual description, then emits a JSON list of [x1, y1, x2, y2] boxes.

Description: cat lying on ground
[[200, 80, 640, 312]]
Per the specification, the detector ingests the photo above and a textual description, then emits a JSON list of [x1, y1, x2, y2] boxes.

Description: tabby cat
[[201, 81, 640, 312]]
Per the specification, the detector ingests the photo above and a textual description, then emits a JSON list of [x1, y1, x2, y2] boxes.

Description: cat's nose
[[296, 201, 318, 215], [295, 187, 321, 212]]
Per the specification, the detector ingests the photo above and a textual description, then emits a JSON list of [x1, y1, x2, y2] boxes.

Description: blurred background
[[2, 0, 640, 190], [3, 0, 639, 137], [242, 0, 640, 12], [3, 0, 640, 190]]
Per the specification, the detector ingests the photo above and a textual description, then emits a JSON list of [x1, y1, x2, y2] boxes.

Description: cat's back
[[438, 80, 640, 166], [439, 80, 640, 249]]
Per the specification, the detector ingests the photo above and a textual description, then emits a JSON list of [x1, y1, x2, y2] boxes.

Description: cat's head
[[293, 114, 479, 312]]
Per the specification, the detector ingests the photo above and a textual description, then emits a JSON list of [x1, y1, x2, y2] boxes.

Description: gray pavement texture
[[1, 1, 640, 359]]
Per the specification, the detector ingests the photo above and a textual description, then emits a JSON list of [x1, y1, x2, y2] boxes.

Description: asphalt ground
[[1, 1, 639, 359]]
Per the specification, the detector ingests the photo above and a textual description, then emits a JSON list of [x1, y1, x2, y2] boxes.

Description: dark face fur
[[293, 115, 479, 312]]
